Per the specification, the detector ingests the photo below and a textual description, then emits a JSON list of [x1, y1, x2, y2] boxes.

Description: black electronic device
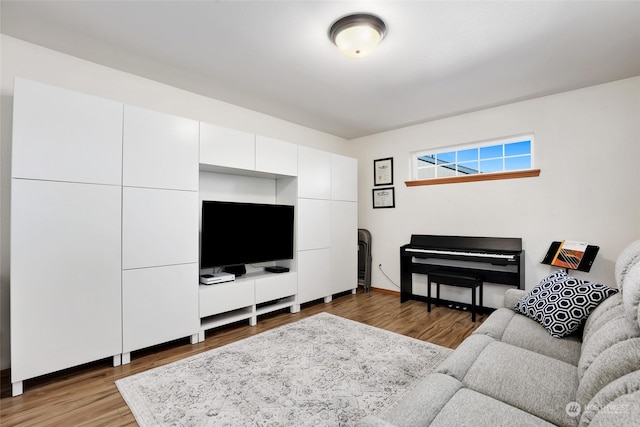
[[265, 266, 290, 273], [200, 201, 294, 275]]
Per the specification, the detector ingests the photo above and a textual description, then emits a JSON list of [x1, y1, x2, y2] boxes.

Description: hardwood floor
[[0, 289, 486, 426]]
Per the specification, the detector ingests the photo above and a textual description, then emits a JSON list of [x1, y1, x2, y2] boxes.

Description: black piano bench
[[428, 270, 483, 322]]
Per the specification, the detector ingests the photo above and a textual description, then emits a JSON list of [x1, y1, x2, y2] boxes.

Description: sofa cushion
[[622, 260, 640, 326], [588, 391, 640, 427], [515, 271, 617, 338], [435, 334, 494, 382], [430, 388, 555, 427], [582, 293, 624, 344], [362, 373, 462, 427], [580, 370, 640, 426], [614, 239, 640, 289], [356, 373, 556, 427], [578, 316, 640, 381], [577, 337, 640, 409], [460, 341, 579, 427], [473, 308, 581, 365], [577, 283, 640, 409]]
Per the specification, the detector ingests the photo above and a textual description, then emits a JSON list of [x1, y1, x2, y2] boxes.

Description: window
[[410, 135, 537, 185]]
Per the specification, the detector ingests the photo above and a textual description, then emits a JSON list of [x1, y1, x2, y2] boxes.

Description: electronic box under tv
[[265, 266, 290, 273], [200, 272, 235, 285]]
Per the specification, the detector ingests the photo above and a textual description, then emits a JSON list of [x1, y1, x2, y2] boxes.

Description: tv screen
[[201, 201, 294, 270]]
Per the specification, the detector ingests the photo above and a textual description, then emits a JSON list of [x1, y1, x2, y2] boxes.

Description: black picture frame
[[372, 187, 395, 209], [374, 157, 393, 186]]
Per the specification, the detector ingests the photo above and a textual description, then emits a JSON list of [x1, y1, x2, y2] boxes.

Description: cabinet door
[[255, 272, 297, 304], [297, 146, 331, 199], [11, 179, 122, 383], [255, 135, 297, 176], [297, 198, 331, 251], [331, 154, 358, 202], [330, 201, 358, 295], [200, 122, 255, 170], [122, 263, 198, 353], [123, 105, 199, 191], [12, 78, 123, 185], [199, 280, 255, 318], [122, 187, 198, 269], [297, 249, 332, 304]]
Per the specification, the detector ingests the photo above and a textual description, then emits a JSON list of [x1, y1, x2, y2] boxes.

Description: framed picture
[[374, 157, 393, 186], [372, 187, 395, 209]]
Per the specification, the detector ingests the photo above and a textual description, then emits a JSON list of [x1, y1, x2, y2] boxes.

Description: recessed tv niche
[[200, 200, 294, 275]]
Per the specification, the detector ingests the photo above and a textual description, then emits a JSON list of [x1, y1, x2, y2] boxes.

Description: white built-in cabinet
[[296, 198, 332, 303], [122, 105, 199, 191], [295, 147, 358, 305], [10, 78, 358, 395], [297, 146, 331, 199], [330, 155, 359, 296], [331, 154, 359, 202], [296, 147, 332, 305], [11, 78, 123, 185], [297, 198, 332, 251], [10, 78, 124, 396], [330, 201, 359, 295], [120, 105, 200, 361], [200, 123, 255, 171], [198, 123, 299, 176], [122, 263, 198, 353], [197, 128, 300, 339], [255, 135, 298, 176]]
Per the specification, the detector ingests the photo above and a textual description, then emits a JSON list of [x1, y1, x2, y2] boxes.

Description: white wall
[[2, 33, 639, 371], [0, 35, 348, 370], [353, 76, 640, 308]]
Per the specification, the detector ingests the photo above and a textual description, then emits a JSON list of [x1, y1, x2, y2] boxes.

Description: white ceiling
[[2, 1, 639, 139]]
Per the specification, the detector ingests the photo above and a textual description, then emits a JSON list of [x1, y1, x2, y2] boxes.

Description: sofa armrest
[[504, 289, 528, 311]]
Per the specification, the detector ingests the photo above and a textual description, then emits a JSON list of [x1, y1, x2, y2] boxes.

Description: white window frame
[[411, 134, 535, 181]]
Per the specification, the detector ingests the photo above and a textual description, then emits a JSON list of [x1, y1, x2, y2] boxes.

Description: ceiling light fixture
[[329, 13, 386, 58]]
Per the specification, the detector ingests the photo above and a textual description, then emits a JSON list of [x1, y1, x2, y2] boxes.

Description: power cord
[[378, 263, 400, 289]]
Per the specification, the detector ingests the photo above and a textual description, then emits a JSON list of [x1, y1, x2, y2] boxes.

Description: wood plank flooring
[[0, 289, 486, 427]]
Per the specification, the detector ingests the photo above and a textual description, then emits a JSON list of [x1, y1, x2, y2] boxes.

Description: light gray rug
[[116, 312, 451, 426]]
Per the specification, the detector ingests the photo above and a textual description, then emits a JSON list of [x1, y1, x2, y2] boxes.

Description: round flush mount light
[[329, 13, 387, 58]]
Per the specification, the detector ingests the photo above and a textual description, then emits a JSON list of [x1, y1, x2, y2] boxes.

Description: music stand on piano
[[540, 240, 599, 273]]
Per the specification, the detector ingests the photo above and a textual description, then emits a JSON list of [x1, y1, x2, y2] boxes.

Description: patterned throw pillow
[[515, 270, 618, 338]]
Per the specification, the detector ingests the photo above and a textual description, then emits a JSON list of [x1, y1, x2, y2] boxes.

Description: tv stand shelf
[[197, 271, 298, 342], [256, 295, 296, 317], [199, 307, 254, 341]]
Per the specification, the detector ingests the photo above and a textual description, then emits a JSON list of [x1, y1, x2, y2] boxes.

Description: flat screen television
[[201, 200, 294, 274]]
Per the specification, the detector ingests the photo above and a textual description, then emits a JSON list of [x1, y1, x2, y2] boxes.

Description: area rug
[[116, 312, 451, 426]]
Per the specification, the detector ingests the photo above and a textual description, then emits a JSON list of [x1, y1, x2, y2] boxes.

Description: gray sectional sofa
[[358, 240, 640, 426]]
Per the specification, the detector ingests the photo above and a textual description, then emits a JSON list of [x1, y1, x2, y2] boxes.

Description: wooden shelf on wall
[[405, 169, 541, 187]]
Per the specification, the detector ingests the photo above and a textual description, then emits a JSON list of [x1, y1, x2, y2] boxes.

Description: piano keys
[[400, 234, 524, 304]]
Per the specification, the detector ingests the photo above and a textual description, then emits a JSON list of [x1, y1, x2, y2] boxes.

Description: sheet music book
[[541, 240, 599, 273], [551, 240, 588, 270]]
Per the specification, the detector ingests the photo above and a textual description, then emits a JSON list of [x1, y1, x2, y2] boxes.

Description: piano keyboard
[[404, 247, 516, 261]]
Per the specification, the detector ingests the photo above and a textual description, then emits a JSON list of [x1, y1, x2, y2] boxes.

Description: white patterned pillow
[[515, 271, 618, 338]]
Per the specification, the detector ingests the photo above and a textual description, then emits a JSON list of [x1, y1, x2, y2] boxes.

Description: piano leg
[[428, 270, 483, 322], [472, 284, 476, 322]]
